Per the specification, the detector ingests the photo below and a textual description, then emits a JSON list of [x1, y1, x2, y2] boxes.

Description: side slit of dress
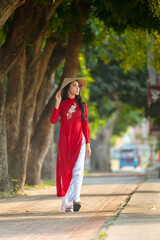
[[61, 134, 86, 210]]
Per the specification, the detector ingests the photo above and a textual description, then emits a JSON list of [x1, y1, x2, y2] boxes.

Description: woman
[[50, 78, 91, 212]]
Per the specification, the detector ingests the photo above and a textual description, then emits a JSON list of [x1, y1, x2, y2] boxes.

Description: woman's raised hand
[[55, 90, 62, 109]]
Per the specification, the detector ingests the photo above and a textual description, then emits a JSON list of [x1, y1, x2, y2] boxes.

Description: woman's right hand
[[55, 90, 62, 109]]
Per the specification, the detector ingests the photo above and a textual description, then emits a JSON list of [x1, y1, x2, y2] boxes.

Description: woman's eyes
[[73, 84, 79, 88]]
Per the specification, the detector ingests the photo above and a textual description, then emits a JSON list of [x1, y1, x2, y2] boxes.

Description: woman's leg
[[61, 135, 86, 210]]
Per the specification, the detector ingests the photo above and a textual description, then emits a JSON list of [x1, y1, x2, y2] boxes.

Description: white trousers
[[61, 134, 86, 210]]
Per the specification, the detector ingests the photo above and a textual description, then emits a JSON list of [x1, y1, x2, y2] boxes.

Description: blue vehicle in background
[[119, 144, 139, 168]]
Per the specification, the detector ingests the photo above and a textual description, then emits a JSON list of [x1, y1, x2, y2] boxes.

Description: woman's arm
[[86, 143, 91, 159], [82, 103, 91, 159]]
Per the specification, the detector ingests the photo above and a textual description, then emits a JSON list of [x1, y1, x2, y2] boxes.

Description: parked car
[[119, 144, 139, 168]]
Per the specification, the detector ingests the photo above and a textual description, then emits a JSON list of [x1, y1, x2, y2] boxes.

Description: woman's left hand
[[86, 143, 91, 159]]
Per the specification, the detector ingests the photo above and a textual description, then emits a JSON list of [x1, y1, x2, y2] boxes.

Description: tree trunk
[[0, 0, 25, 30], [60, 32, 83, 79], [0, 4, 26, 191], [13, 37, 55, 188], [6, 48, 26, 188], [26, 47, 65, 185], [25, 41, 58, 185], [26, 120, 55, 185], [91, 105, 120, 172], [0, 82, 10, 191], [60, 0, 90, 82], [25, 44, 65, 185], [41, 131, 55, 180]]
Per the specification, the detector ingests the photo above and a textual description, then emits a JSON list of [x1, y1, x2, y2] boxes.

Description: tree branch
[[32, 42, 66, 132], [0, 0, 25, 29], [0, 0, 33, 81], [37, 35, 57, 89]]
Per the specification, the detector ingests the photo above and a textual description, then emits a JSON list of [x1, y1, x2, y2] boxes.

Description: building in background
[[110, 118, 157, 170]]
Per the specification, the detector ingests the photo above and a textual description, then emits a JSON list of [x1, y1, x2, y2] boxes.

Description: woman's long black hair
[[61, 81, 86, 121]]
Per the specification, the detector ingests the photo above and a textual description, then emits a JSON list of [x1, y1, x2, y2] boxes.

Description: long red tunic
[[50, 97, 90, 197]]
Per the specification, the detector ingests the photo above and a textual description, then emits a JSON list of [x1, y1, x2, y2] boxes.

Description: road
[[0, 173, 145, 240]]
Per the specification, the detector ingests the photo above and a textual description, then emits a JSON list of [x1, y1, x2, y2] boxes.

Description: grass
[[0, 179, 56, 199], [0, 172, 90, 199], [97, 214, 120, 240], [0, 188, 20, 199], [0, 191, 15, 199], [24, 179, 56, 190], [84, 170, 88, 176]]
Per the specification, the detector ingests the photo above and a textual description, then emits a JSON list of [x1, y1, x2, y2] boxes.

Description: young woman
[[50, 78, 91, 212]]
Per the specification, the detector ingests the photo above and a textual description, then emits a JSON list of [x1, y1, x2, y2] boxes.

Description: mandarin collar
[[67, 97, 76, 101]]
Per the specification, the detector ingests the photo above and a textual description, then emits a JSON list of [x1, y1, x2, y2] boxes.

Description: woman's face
[[68, 81, 80, 96]]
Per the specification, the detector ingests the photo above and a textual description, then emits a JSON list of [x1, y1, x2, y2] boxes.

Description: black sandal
[[73, 201, 81, 212]]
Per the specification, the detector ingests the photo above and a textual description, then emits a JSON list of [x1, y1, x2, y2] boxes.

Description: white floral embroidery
[[66, 102, 77, 119]]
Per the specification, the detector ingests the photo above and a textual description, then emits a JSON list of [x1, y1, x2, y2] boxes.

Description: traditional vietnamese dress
[[50, 97, 90, 209]]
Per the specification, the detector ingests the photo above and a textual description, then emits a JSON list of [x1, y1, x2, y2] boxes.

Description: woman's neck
[[68, 93, 75, 99]]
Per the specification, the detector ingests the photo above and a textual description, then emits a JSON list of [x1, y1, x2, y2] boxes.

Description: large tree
[[0, 0, 63, 190], [1, 0, 160, 191]]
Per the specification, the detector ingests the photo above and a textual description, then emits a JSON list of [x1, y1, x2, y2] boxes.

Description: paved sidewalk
[[0, 174, 144, 240], [104, 177, 160, 240]]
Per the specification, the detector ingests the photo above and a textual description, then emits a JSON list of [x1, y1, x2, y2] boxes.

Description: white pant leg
[[61, 135, 86, 210]]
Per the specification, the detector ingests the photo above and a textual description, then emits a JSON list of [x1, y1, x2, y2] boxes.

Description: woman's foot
[[65, 207, 73, 212], [73, 201, 81, 212]]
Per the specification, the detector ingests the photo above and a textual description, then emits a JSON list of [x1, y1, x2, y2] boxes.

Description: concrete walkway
[[0, 174, 144, 240], [104, 176, 160, 240]]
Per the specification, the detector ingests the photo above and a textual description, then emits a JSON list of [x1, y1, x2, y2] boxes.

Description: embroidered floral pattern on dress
[[66, 102, 77, 119]]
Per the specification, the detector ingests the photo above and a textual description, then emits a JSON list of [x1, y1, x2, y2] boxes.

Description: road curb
[[95, 181, 144, 240]]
